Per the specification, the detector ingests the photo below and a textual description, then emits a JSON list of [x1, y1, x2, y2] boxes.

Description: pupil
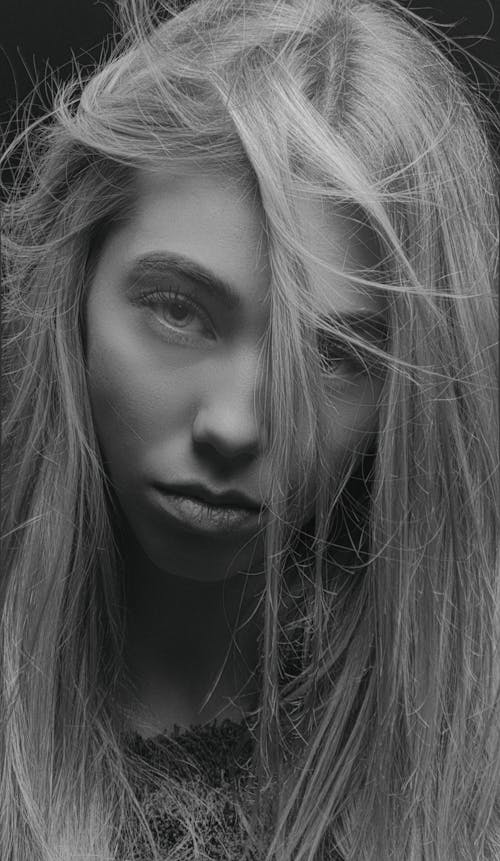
[[169, 301, 190, 321]]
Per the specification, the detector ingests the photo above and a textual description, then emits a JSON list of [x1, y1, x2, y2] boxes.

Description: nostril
[[191, 404, 262, 461], [192, 430, 261, 465]]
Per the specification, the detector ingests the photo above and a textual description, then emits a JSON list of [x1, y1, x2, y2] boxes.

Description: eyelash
[[318, 334, 366, 377], [135, 289, 214, 339]]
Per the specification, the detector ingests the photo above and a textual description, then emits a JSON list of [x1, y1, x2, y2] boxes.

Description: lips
[[153, 482, 261, 511], [149, 482, 264, 537]]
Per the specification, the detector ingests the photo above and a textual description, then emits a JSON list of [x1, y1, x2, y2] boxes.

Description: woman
[[1, 0, 499, 858]]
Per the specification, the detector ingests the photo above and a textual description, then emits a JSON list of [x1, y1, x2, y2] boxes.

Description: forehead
[[298, 197, 382, 314], [114, 168, 381, 315]]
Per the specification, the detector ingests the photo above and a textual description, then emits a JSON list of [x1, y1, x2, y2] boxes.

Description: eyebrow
[[127, 251, 388, 344], [325, 309, 389, 347], [126, 251, 241, 310]]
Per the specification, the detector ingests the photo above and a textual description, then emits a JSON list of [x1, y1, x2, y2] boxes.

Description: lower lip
[[151, 489, 263, 536]]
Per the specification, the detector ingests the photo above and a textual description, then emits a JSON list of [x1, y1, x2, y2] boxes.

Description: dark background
[[1, 0, 499, 134]]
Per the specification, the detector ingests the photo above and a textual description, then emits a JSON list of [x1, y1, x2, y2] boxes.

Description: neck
[[118, 528, 264, 737]]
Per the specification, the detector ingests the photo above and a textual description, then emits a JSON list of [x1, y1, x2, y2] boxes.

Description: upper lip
[[153, 482, 262, 511]]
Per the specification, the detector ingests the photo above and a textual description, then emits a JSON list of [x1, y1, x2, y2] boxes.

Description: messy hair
[[1, 0, 499, 858]]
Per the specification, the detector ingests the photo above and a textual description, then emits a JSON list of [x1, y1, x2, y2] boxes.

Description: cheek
[[292, 379, 380, 527], [84, 303, 191, 478], [332, 382, 380, 469], [321, 418, 376, 485], [310, 372, 381, 460], [326, 386, 380, 457], [316, 378, 381, 482]]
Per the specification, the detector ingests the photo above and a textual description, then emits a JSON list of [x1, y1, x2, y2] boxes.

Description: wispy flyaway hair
[[1, 0, 499, 858]]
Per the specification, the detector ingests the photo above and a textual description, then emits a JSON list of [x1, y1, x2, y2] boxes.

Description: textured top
[[123, 718, 260, 860]]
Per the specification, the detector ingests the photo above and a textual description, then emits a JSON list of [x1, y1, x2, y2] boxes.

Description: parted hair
[[1, 0, 499, 858]]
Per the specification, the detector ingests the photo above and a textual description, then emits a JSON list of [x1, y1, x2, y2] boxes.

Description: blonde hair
[[1, 0, 499, 858]]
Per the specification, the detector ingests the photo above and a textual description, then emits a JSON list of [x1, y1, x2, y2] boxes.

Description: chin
[[113, 499, 266, 582], [141, 532, 265, 582]]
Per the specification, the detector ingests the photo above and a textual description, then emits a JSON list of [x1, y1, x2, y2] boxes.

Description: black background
[[1, 0, 499, 132]]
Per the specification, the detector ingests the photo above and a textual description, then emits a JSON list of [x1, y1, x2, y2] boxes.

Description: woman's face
[[85, 169, 383, 582]]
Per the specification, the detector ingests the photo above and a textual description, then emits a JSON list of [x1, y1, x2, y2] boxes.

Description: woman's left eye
[[317, 333, 366, 378], [135, 290, 214, 339]]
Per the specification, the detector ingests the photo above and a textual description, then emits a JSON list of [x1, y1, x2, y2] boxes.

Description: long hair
[[1, 0, 499, 858]]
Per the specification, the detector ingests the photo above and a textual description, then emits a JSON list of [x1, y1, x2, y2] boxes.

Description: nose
[[191, 346, 266, 462]]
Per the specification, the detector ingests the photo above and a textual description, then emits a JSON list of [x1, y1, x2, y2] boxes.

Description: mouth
[[150, 482, 265, 536], [158, 482, 261, 510]]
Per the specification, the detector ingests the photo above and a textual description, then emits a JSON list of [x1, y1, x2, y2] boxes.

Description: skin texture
[[84, 168, 383, 735]]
